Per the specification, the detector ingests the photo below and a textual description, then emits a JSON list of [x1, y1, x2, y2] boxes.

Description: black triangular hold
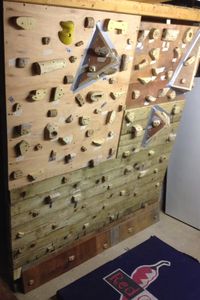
[[142, 105, 171, 147], [72, 22, 120, 93]]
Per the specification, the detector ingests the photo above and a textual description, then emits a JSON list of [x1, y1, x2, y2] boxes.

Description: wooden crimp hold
[[34, 59, 67, 75], [108, 78, 116, 84], [16, 232, 25, 239], [125, 111, 135, 123], [94, 108, 102, 114], [158, 87, 170, 98], [120, 54, 129, 71], [124, 165, 133, 175], [75, 41, 84, 47], [65, 153, 76, 163], [49, 150, 56, 161], [132, 90, 140, 100], [167, 133, 177, 142], [183, 28, 194, 44], [165, 70, 173, 80], [46, 245, 55, 253], [138, 170, 148, 179], [108, 131, 114, 138], [173, 47, 182, 59], [31, 89, 47, 101], [45, 192, 61, 207], [42, 37, 51, 45], [27, 170, 43, 181], [108, 148, 115, 157], [58, 21, 74, 45], [59, 135, 73, 145], [132, 124, 143, 137], [64, 75, 74, 84], [71, 193, 81, 205], [167, 89, 176, 100], [154, 168, 158, 174], [83, 223, 90, 230], [138, 76, 156, 85], [75, 94, 85, 106], [152, 67, 165, 76], [84, 17, 95, 28], [183, 55, 196, 66], [30, 210, 40, 217], [11, 170, 23, 180], [123, 151, 130, 158], [148, 150, 155, 156], [47, 109, 58, 117], [118, 104, 126, 112], [146, 95, 157, 103], [159, 155, 167, 163], [103, 19, 128, 34], [13, 103, 22, 112], [52, 86, 65, 101], [149, 28, 161, 40], [149, 48, 160, 61], [16, 17, 36, 30], [87, 91, 105, 102], [94, 46, 110, 57], [152, 118, 161, 127], [171, 105, 181, 115], [120, 190, 126, 196], [44, 123, 58, 140], [162, 29, 180, 42], [65, 114, 73, 123], [92, 139, 105, 146], [86, 129, 94, 137], [106, 111, 116, 124], [79, 116, 90, 126], [110, 91, 125, 100], [135, 59, 149, 70], [69, 56, 77, 63], [137, 30, 148, 42], [81, 146, 87, 152], [15, 140, 30, 156], [34, 143, 43, 151], [16, 57, 29, 68], [15, 123, 31, 136]]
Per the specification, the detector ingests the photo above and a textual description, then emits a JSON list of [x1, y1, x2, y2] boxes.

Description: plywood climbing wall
[[4, 2, 140, 189]]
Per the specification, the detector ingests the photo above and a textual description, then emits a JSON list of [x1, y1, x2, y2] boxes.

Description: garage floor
[[15, 212, 200, 300]]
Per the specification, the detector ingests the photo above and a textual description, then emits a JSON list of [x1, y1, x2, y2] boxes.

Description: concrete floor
[[16, 212, 200, 300]]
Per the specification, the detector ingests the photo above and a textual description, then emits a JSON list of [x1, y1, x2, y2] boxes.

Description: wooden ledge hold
[[5, 0, 200, 22]]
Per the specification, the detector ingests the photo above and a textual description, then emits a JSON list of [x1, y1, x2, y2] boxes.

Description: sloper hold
[[16, 17, 36, 30], [72, 22, 120, 93], [58, 21, 74, 45], [142, 105, 171, 147]]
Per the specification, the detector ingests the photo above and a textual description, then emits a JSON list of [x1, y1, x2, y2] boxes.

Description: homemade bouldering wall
[[2, 0, 200, 292]]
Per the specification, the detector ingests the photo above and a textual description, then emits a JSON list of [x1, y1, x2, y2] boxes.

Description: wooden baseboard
[[20, 201, 159, 293]]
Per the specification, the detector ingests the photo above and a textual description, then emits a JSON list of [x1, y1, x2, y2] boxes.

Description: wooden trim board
[[4, 0, 200, 22]]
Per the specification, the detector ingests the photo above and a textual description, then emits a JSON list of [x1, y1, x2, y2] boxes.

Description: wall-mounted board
[[4, 2, 141, 189]]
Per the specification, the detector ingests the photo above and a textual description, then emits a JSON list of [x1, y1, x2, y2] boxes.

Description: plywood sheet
[[4, 2, 140, 189]]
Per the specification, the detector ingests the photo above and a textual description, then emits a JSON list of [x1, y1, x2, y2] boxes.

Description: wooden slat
[[4, 0, 200, 22]]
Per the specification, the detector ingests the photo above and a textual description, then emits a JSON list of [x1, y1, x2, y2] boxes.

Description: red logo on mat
[[104, 260, 171, 300]]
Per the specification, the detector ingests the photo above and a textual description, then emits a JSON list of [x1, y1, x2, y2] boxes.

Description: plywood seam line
[[4, 0, 200, 22]]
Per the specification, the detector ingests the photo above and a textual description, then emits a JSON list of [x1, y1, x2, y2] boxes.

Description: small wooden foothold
[[106, 111, 116, 124], [148, 150, 155, 156], [173, 47, 182, 59], [125, 112, 135, 123], [180, 78, 187, 84], [88, 159, 99, 168], [16, 17, 36, 30], [108, 131, 114, 138], [123, 151, 130, 158], [59, 136, 73, 145], [171, 105, 181, 115], [138, 170, 148, 179], [152, 67, 165, 76], [92, 139, 105, 146], [86, 129, 94, 137], [94, 108, 102, 114], [120, 190, 126, 196], [13, 103, 22, 112], [15, 123, 31, 136], [167, 133, 176, 142], [167, 89, 176, 100], [64, 75, 74, 84], [52, 86, 65, 101], [16, 232, 25, 239], [135, 59, 149, 70], [124, 165, 133, 174], [88, 91, 105, 102], [127, 38, 133, 45], [49, 150, 56, 161], [184, 56, 196, 66], [75, 94, 85, 106], [94, 46, 110, 57], [138, 76, 156, 85], [68, 255, 76, 262], [120, 54, 129, 71], [69, 56, 77, 63], [42, 37, 51, 45], [47, 109, 58, 117], [66, 114, 73, 123], [45, 192, 60, 207], [83, 223, 90, 229], [84, 17, 95, 28], [103, 19, 128, 34], [109, 78, 115, 84], [183, 28, 194, 44], [155, 182, 160, 188], [159, 155, 167, 163], [75, 41, 84, 47], [137, 30, 148, 42], [65, 153, 76, 163], [34, 143, 43, 151], [11, 170, 23, 180], [132, 124, 143, 137], [58, 21, 74, 45], [31, 89, 47, 101], [44, 123, 58, 140], [88, 65, 96, 73], [30, 210, 40, 217], [118, 105, 126, 112], [28, 279, 35, 286], [34, 59, 67, 75], [110, 91, 125, 100], [27, 171, 41, 181], [79, 116, 90, 126], [146, 95, 157, 103], [154, 168, 158, 174], [152, 118, 161, 127], [16, 140, 30, 156], [132, 90, 140, 100], [165, 70, 173, 80], [16, 57, 29, 68], [149, 28, 161, 40], [158, 87, 170, 98], [162, 29, 179, 41], [149, 48, 160, 61], [81, 146, 87, 152]]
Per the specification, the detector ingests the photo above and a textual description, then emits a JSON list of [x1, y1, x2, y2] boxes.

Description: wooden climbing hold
[[149, 28, 161, 40], [16, 17, 36, 30], [86, 129, 94, 137], [34, 59, 67, 75], [42, 37, 51, 45], [132, 124, 143, 137], [146, 95, 157, 103], [162, 29, 179, 41], [132, 90, 140, 100], [64, 75, 74, 84], [11, 170, 23, 180], [92, 139, 105, 146], [84, 17, 95, 28], [135, 59, 149, 70], [44, 123, 58, 140], [75, 41, 84, 47], [120, 54, 129, 71], [47, 109, 58, 117], [106, 111, 116, 124], [103, 19, 128, 34], [88, 91, 105, 102], [149, 48, 160, 61], [16, 57, 29, 68], [79, 116, 90, 126], [31, 89, 47, 101], [183, 28, 194, 44], [184, 56, 196, 66], [16, 140, 30, 156], [125, 112, 135, 123], [152, 67, 165, 76], [69, 56, 77, 63], [75, 94, 85, 106]]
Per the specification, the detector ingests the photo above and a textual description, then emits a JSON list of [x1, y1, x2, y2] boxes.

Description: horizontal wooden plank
[[4, 0, 200, 22]]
